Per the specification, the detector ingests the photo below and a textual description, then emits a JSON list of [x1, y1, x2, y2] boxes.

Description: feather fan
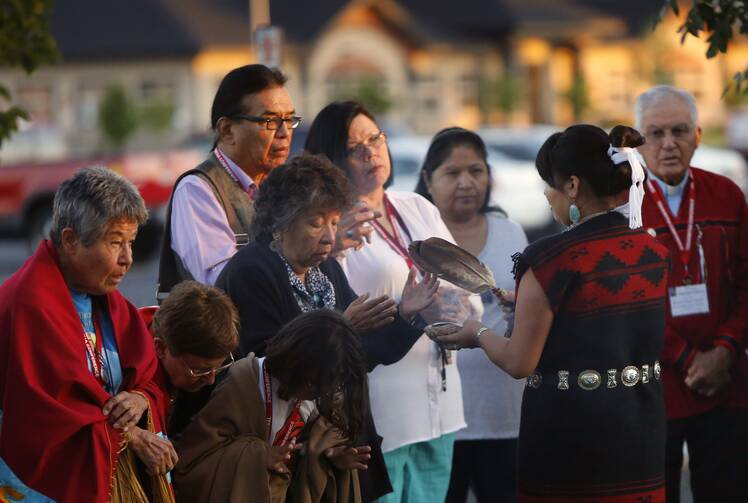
[[409, 237, 505, 299]]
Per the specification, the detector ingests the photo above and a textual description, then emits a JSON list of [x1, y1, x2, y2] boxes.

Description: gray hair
[[251, 153, 353, 238], [635, 85, 699, 129], [50, 166, 148, 247]]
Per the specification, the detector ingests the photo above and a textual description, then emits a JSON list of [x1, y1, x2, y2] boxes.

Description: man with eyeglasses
[[158, 64, 299, 297], [637, 85, 748, 503]]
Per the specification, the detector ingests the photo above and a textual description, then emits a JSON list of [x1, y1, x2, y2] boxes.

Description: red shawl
[[0, 241, 165, 502]]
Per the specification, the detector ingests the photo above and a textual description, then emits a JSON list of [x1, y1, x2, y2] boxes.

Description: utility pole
[[249, 0, 270, 36], [250, 0, 283, 68]]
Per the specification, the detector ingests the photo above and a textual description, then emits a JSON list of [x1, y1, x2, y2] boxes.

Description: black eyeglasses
[[233, 114, 302, 131]]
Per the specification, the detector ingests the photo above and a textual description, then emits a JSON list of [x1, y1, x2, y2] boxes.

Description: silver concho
[[527, 373, 542, 389], [641, 364, 650, 384], [558, 370, 570, 390], [621, 365, 640, 387], [654, 361, 661, 380], [577, 370, 601, 391], [606, 369, 618, 388]]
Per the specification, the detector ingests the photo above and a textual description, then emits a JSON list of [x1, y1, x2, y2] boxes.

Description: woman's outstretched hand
[[344, 293, 398, 332], [399, 269, 439, 322], [433, 319, 485, 349]]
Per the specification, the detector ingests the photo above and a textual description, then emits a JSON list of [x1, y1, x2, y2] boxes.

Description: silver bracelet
[[476, 326, 490, 342]]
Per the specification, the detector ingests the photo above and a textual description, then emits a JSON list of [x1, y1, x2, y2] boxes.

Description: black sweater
[[216, 234, 423, 370], [214, 234, 424, 501]]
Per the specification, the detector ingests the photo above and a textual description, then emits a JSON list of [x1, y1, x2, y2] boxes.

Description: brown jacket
[[173, 355, 360, 503]]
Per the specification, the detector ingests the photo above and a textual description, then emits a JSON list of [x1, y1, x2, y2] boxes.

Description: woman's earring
[[270, 231, 282, 252], [569, 203, 581, 224]]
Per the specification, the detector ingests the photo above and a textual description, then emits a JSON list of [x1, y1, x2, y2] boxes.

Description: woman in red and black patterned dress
[[438, 125, 670, 502]]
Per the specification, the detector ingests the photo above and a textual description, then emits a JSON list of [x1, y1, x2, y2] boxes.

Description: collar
[[652, 170, 689, 197], [214, 147, 256, 191]]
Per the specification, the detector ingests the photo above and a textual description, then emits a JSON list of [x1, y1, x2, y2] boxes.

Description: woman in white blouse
[[415, 128, 528, 503], [306, 102, 479, 503]]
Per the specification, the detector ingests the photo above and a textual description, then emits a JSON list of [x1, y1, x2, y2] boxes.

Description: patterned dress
[[513, 212, 669, 503]]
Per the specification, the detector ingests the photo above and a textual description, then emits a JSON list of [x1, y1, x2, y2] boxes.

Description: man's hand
[[103, 391, 149, 431], [333, 202, 381, 253], [325, 445, 371, 471], [344, 293, 398, 332], [685, 346, 734, 397], [128, 427, 178, 475], [267, 439, 303, 474]]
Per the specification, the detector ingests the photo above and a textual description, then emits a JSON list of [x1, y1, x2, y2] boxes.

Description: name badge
[[669, 283, 710, 317]]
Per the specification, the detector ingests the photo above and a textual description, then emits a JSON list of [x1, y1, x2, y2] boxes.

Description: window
[[16, 84, 52, 124]]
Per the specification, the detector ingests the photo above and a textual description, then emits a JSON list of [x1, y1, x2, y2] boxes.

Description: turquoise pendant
[[569, 204, 581, 224]]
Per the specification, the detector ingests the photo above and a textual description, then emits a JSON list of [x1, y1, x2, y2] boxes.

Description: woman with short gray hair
[[0, 167, 175, 502], [50, 165, 148, 247]]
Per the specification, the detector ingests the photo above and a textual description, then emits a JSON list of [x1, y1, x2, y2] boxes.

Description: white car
[[692, 145, 748, 195], [386, 135, 553, 230]]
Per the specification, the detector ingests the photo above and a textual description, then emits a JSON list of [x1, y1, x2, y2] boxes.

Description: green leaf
[[0, 0, 59, 146]]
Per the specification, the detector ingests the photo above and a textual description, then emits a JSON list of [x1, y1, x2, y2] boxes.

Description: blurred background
[[2, 2, 746, 500], [0, 0, 746, 312]]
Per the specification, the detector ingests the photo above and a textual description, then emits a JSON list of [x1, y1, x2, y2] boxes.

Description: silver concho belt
[[526, 361, 661, 391]]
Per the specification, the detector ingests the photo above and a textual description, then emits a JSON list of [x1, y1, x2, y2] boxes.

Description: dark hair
[[264, 309, 368, 441], [251, 152, 353, 237], [152, 280, 239, 358], [304, 101, 394, 187], [414, 127, 505, 215], [210, 64, 287, 130], [535, 124, 645, 198]]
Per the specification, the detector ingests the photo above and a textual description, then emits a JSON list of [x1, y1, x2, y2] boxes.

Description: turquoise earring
[[569, 203, 581, 224]]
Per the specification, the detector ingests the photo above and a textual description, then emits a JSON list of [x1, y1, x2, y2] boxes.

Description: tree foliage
[[98, 86, 138, 150], [0, 0, 59, 146], [661, 0, 748, 94]]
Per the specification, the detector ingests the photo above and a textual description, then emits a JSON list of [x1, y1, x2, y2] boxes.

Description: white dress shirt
[[340, 190, 481, 452]]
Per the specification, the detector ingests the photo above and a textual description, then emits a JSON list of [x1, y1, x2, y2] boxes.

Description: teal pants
[[375, 433, 456, 503]]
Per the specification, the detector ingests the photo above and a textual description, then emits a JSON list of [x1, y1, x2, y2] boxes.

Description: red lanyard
[[262, 363, 302, 445], [645, 171, 696, 279], [82, 312, 106, 385], [370, 195, 419, 272], [214, 148, 257, 199]]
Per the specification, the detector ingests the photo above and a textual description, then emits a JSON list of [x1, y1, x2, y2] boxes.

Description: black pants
[[446, 438, 518, 503], [665, 407, 748, 503]]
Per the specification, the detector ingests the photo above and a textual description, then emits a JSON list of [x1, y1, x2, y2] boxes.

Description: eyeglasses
[[346, 130, 387, 159], [181, 352, 235, 378], [233, 114, 302, 130], [644, 124, 694, 144]]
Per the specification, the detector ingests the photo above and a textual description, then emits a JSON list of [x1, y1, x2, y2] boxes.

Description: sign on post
[[254, 26, 283, 68]]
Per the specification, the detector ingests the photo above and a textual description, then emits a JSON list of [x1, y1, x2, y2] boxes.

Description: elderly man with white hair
[[637, 85, 748, 503]]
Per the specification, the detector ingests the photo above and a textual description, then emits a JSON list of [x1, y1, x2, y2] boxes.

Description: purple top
[[170, 148, 256, 285]]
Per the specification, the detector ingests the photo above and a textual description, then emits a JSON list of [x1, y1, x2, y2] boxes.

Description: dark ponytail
[[535, 123, 644, 198]]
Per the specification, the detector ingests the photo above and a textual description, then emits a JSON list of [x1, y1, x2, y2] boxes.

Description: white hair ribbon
[[608, 145, 645, 229]]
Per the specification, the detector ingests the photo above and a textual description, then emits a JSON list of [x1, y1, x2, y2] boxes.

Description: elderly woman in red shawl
[[0, 167, 174, 502]]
